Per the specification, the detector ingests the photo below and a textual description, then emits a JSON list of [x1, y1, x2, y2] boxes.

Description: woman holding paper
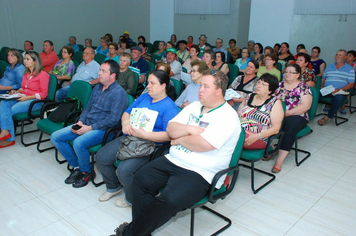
[[0, 51, 49, 148], [238, 73, 283, 150], [272, 64, 312, 173], [175, 60, 208, 109], [0, 48, 25, 94], [96, 70, 180, 208]]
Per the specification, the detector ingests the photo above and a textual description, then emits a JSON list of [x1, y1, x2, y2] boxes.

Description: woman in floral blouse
[[272, 64, 312, 173], [50, 46, 75, 87], [296, 52, 316, 87]]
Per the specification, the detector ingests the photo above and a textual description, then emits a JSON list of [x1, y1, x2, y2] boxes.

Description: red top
[[40, 51, 59, 73], [21, 70, 49, 99]]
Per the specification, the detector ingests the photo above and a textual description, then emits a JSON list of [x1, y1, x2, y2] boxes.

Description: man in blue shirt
[[51, 60, 128, 188], [55, 47, 100, 101], [318, 49, 355, 125], [129, 46, 148, 88]]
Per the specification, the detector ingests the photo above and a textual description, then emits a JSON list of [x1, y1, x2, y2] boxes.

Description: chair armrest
[[101, 124, 123, 146], [207, 165, 240, 203], [150, 143, 171, 161], [28, 99, 53, 119], [264, 131, 285, 157]]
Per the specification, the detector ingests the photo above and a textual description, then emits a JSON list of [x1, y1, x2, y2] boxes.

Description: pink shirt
[[40, 51, 59, 73], [21, 70, 49, 99]]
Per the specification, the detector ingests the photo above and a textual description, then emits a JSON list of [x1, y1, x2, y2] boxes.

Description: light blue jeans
[[55, 85, 70, 102], [50, 125, 106, 173], [0, 99, 41, 141]]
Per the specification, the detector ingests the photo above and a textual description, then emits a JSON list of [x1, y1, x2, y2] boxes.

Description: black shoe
[[110, 222, 129, 236], [72, 172, 94, 188], [64, 169, 82, 184]]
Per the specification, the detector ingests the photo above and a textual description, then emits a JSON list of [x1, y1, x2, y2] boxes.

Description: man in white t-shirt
[[110, 70, 241, 236]]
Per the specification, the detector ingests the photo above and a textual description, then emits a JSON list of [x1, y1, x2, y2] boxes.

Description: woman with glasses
[[0, 48, 25, 94], [238, 73, 283, 149], [175, 60, 208, 109], [49, 46, 75, 86], [235, 47, 251, 73], [105, 43, 120, 64], [272, 64, 312, 173], [0, 51, 49, 148], [257, 53, 281, 81]]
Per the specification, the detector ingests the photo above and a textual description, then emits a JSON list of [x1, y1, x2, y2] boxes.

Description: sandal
[[339, 109, 347, 115], [272, 166, 281, 173], [317, 117, 329, 126], [262, 152, 277, 161]]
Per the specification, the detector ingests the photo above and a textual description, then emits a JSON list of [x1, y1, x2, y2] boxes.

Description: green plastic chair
[[0, 60, 8, 78], [189, 130, 245, 235], [94, 54, 106, 65], [291, 86, 319, 166], [345, 73, 356, 113], [170, 78, 181, 96], [73, 51, 83, 64], [182, 67, 187, 73], [227, 64, 239, 86], [13, 74, 58, 147], [151, 41, 161, 54], [36, 80, 92, 162], [77, 44, 84, 51], [146, 43, 153, 54], [0, 47, 9, 62], [73, 60, 79, 74], [147, 61, 155, 75]]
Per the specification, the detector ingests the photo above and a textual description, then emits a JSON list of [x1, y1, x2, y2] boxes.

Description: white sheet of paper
[[320, 85, 335, 96]]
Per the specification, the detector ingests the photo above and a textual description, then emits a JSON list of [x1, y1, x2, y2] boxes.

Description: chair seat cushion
[[241, 147, 273, 161], [37, 118, 68, 135], [296, 126, 311, 139], [13, 110, 41, 121], [319, 96, 348, 105]]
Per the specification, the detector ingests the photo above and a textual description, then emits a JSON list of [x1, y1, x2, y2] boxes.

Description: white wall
[[174, 0, 240, 48], [150, 0, 174, 42], [249, 0, 356, 64], [0, 0, 150, 53]]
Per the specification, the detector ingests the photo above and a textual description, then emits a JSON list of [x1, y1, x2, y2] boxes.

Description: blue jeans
[[55, 85, 70, 102], [96, 136, 151, 203], [50, 126, 106, 173], [0, 99, 41, 141], [327, 94, 347, 119]]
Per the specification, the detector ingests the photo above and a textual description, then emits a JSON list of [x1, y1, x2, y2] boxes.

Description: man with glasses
[[198, 34, 211, 57], [213, 38, 227, 62], [55, 47, 100, 101]]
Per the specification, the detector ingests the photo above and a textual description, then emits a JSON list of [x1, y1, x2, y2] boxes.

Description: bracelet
[[258, 133, 262, 140]]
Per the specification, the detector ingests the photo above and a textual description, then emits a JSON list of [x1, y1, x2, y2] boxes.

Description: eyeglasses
[[62, 51, 68, 54], [265, 58, 272, 61], [216, 41, 222, 44], [257, 80, 269, 86], [109, 47, 116, 49], [285, 71, 298, 74]]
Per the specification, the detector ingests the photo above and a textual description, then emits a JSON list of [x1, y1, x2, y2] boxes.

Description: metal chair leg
[[90, 152, 104, 187], [239, 162, 275, 194]]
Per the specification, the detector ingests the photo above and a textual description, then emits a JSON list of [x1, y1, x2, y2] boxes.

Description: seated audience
[[137, 36, 146, 43], [346, 50, 356, 71], [50, 46, 75, 85], [278, 42, 295, 72], [317, 49, 355, 125], [175, 60, 208, 108], [187, 35, 193, 50], [177, 40, 190, 64], [55, 47, 100, 101], [227, 39, 240, 64], [153, 41, 166, 63], [198, 34, 209, 57], [105, 33, 113, 43], [258, 53, 281, 81], [248, 40, 255, 55], [0, 48, 25, 94], [261, 46, 273, 66], [109, 70, 240, 236], [138, 42, 152, 62], [273, 64, 312, 173], [182, 45, 201, 73], [214, 51, 229, 76], [129, 46, 148, 86], [310, 46, 326, 77], [250, 42, 263, 63], [105, 43, 120, 64], [40, 40, 59, 73], [67, 36, 80, 53], [123, 31, 134, 47], [238, 74, 283, 149], [273, 43, 281, 55], [118, 38, 131, 56], [96, 70, 179, 207], [96, 37, 109, 56], [22, 40, 34, 58], [118, 53, 136, 96], [202, 49, 215, 70], [294, 43, 306, 59], [51, 60, 128, 188], [213, 38, 227, 62], [84, 38, 93, 49], [0, 51, 49, 148], [170, 34, 177, 44], [228, 60, 260, 110], [296, 52, 316, 87], [166, 48, 182, 81], [235, 47, 251, 73]]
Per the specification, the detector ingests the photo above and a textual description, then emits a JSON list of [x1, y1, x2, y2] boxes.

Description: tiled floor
[[1, 105, 356, 236]]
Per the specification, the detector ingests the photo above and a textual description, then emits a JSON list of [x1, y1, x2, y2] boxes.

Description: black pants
[[123, 157, 210, 236], [280, 115, 308, 151]]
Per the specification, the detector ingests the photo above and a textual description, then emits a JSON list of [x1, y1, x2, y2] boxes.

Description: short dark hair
[[286, 64, 302, 80], [62, 46, 74, 58], [255, 43, 263, 54], [259, 73, 279, 95], [312, 46, 321, 54], [248, 59, 260, 70], [167, 41, 176, 48], [138, 42, 147, 49], [229, 39, 236, 44], [297, 52, 311, 64], [44, 40, 54, 46], [105, 33, 113, 42], [215, 51, 225, 62], [138, 35, 146, 42], [25, 40, 34, 47], [347, 50, 356, 58], [120, 38, 130, 49], [274, 43, 281, 49], [108, 42, 119, 50], [190, 45, 200, 54], [203, 49, 215, 60], [150, 70, 176, 100], [297, 44, 306, 49], [102, 60, 120, 80], [265, 53, 278, 66]]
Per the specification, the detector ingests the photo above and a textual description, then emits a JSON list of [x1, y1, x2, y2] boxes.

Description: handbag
[[117, 136, 156, 161], [48, 97, 82, 124]]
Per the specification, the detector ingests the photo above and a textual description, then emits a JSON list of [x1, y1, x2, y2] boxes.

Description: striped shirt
[[323, 63, 355, 89]]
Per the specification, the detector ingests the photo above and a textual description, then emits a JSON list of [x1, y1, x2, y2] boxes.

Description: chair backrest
[[227, 64, 239, 86], [67, 80, 92, 109], [151, 40, 161, 53], [73, 60, 79, 73], [132, 72, 139, 96], [73, 51, 83, 64], [94, 54, 106, 65], [57, 48, 63, 59], [229, 130, 245, 169], [0, 60, 8, 78], [315, 76, 322, 92], [170, 78, 181, 95], [77, 44, 84, 51], [127, 94, 134, 107], [308, 86, 319, 120], [47, 74, 58, 100], [277, 62, 282, 72], [182, 67, 187, 73], [147, 61, 155, 75], [0, 47, 9, 62], [227, 51, 231, 64], [146, 43, 153, 54]]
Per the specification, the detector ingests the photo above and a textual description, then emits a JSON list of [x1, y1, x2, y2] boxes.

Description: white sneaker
[[115, 197, 131, 208], [98, 189, 123, 202]]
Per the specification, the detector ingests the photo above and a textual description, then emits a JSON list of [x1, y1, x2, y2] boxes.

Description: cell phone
[[72, 124, 82, 130]]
